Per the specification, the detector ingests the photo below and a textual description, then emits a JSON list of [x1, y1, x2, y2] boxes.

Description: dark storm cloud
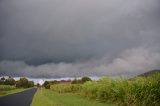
[[0, 0, 160, 78]]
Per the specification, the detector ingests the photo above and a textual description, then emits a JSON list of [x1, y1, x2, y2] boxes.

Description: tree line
[[0, 77, 34, 88], [43, 76, 91, 89]]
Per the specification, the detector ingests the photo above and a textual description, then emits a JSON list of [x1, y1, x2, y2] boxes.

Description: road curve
[[0, 88, 37, 106]]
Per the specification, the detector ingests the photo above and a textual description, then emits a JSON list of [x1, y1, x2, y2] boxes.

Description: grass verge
[[0, 85, 33, 97], [0, 88, 27, 96], [31, 88, 116, 106]]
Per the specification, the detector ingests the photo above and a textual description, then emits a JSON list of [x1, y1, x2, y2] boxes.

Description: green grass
[[0, 85, 16, 91], [0, 85, 31, 96], [0, 88, 26, 96], [31, 88, 116, 106], [49, 73, 160, 106], [50, 84, 82, 93], [81, 73, 160, 106]]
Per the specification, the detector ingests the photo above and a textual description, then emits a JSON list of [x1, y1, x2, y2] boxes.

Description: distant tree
[[5, 77, 15, 85], [72, 78, 83, 84], [28, 81, 34, 87], [0, 77, 5, 85], [36, 83, 40, 87], [43, 80, 60, 89], [71, 77, 91, 84], [16, 77, 34, 88], [8, 76, 12, 78], [1, 77, 5, 81], [50, 80, 59, 85], [43, 81, 49, 86], [45, 83, 51, 89], [81, 76, 91, 83], [43, 81, 49, 89], [19, 77, 29, 88], [16, 80, 21, 88]]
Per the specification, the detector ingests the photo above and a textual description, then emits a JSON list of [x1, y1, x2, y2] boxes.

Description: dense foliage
[[0, 77, 34, 88], [43, 80, 59, 89], [71, 77, 91, 84], [0, 77, 15, 85], [50, 84, 82, 93], [50, 73, 160, 106], [16, 77, 34, 88], [0, 85, 16, 91]]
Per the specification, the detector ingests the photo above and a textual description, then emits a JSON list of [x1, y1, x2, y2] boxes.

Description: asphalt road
[[0, 88, 37, 106]]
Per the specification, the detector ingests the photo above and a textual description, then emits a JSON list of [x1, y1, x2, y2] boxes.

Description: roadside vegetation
[[48, 73, 160, 106], [0, 77, 34, 96], [0, 85, 26, 96], [31, 88, 115, 106]]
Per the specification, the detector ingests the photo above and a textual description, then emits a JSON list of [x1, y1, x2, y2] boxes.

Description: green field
[[1, 73, 159, 106], [0, 85, 28, 96], [49, 73, 160, 106], [31, 88, 115, 106]]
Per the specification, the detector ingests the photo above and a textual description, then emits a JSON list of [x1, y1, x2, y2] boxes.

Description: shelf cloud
[[0, 0, 160, 78]]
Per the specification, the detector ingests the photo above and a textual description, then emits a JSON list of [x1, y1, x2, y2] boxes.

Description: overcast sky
[[0, 0, 160, 78]]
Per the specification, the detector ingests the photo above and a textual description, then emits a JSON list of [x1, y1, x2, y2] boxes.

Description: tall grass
[[0, 85, 16, 91], [82, 73, 160, 106], [50, 84, 82, 93], [31, 89, 115, 106], [50, 73, 160, 106]]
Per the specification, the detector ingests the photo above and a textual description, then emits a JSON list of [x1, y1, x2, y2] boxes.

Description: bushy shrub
[[43, 81, 49, 89], [82, 81, 99, 99], [0, 77, 15, 85], [5, 78, 16, 85], [28, 81, 34, 87], [0, 85, 16, 91], [16, 77, 34, 88], [50, 84, 82, 93], [43, 80, 59, 89], [71, 77, 92, 84], [1, 77, 5, 81], [81, 73, 160, 106], [81, 76, 91, 83], [49, 73, 160, 106], [124, 74, 160, 106]]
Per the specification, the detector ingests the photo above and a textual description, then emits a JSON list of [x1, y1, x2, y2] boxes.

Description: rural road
[[0, 88, 37, 106]]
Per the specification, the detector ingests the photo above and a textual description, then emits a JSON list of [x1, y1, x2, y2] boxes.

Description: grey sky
[[0, 0, 160, 78]]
